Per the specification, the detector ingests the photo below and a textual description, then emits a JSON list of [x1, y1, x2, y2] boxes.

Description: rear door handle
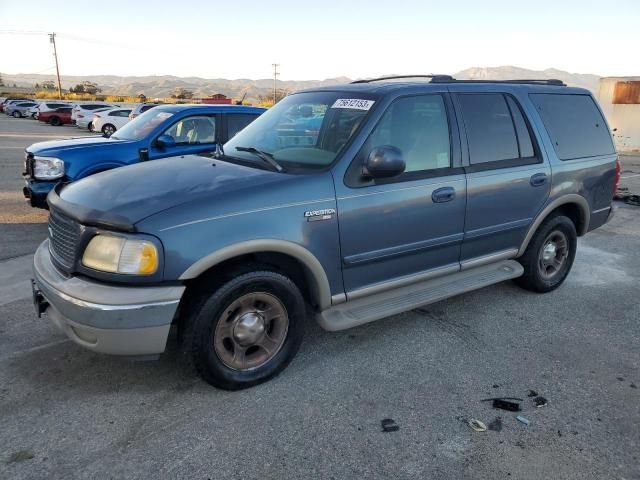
[[530, 173, 548, 187], [432, 187, 456, 203]]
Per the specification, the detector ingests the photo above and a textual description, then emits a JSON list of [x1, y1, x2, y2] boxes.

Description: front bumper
[[32, 240, 185, 356], [23, 179, 56, 209]]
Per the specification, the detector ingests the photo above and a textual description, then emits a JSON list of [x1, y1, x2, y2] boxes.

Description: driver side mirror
[[155, 134, 176, 148], [363, 145, 405, 179]]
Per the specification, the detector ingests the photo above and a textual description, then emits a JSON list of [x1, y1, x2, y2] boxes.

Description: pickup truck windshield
[[111, 110, 174, 141], [224, 92, 376, 172]]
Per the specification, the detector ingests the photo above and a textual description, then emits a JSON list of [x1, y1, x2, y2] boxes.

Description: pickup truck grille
[[48, 207, 81, 269]]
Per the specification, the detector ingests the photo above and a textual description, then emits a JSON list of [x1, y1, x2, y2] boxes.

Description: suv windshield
[[112, 109, 174, 141], [224, 91, 376, 172]]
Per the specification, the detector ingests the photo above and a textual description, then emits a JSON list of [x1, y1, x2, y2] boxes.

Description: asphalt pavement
[[0, 115, 638, 479]]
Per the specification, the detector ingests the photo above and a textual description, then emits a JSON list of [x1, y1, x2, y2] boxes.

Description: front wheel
[[49, 116, 61, 126], [101, 124, 116, 137], [180, 270, 306, 390], [12, 111, 21, 118], [515, 214, 577, 293]]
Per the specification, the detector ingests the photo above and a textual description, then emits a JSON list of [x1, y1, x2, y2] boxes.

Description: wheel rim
[[104, 125, 114, 136], [214, 292, 289, 371], [538, 230, 569, 279]]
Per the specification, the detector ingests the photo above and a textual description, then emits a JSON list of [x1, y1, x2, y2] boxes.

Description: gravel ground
[[0, 115, 638, 480]]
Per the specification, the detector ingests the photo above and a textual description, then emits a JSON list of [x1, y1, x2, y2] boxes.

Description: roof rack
[[351, 75, 455, 84], [430, 78, 566, 86], [350, 75, 566, 87]]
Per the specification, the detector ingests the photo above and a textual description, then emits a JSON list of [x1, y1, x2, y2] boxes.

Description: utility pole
[[49, 32, 62, 99], [272, 63, 280, 106]]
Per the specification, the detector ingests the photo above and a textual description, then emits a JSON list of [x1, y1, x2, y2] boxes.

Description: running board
[[317, 260, 523, 331]]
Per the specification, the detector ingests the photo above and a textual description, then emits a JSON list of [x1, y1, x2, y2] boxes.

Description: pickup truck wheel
[[181, 270, 305, 390], [49, 116, 61, 126], [515, 214, 577, 293], [102, 124, 116, 137]]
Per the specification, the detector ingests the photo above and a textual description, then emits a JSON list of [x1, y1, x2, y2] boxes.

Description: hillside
[[1, 66, 601, 103]]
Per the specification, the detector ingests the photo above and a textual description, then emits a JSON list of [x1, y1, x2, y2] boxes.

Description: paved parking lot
[[0, 115, 638, 479]]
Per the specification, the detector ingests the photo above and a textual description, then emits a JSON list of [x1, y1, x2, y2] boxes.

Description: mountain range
[[1, 66, 601, 103]]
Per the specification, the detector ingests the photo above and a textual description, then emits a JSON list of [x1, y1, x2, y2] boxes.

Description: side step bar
[[317, 260, 523, 331]]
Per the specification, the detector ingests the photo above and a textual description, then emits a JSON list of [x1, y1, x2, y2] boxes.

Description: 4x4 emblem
[[304, 208, 336, 222]]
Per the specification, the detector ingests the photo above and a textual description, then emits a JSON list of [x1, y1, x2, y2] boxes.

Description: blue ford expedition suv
[[23, 104, 265, 208], [32, 76, 619, 389]]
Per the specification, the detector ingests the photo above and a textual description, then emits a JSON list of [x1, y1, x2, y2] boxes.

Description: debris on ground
[[488, 417, 503, 432], [492, 399, 522, 412], [533, 396, 548, 407], [527, 390, 538, 397], [516, 416, 530, 426], [614, 188, 640, 206], [468, 419, 487, 432], [380, 418, 399, 432], [6, 450, 35, 465]]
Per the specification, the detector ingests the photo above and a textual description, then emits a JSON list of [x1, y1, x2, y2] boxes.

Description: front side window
[[162, 115, 216, 144], [366, 95, 451, 172], [224, 91, 375, 171]]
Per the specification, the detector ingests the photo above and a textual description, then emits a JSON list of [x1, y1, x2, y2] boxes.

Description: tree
[[70, 81, 101, 95], [34, 83, 40, 89], [171, 87, 194, 99], [0, 74, 4, 87], [42, 80, 56, 91]]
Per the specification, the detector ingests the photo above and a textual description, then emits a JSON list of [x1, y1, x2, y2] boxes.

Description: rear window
[[529, 94, 615, 160], [227, 113, 260, 139]]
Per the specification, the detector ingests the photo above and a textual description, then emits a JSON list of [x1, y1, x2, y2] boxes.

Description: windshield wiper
[[235, 146, 285, 173]]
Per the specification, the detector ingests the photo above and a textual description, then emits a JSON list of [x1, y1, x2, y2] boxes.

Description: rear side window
[[140, 105, 156, 113], [529, 94, 615, 160], [227, 113, 259, 139], [458, 94, 520, 164]]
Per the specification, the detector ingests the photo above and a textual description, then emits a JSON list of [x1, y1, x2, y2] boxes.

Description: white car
[[91, 107, 132, 137], [76, 106, 113, 130], [71, 102, 116, 124]]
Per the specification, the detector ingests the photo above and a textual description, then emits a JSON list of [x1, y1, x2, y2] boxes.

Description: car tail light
[[614, 157, 621, 194]]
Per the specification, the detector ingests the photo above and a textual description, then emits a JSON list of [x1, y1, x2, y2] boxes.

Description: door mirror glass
[[364, 145, 405, 178], [155, 134, 176, 148]]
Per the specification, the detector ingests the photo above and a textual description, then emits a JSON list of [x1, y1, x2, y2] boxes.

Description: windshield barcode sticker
[[331, 99, 375, 110]]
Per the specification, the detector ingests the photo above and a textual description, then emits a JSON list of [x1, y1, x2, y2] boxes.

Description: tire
[[88, 122, 93, 132], [180, 270, 306, 390], [515, 214, 577, 293], [49, 116, 61, 126], [102, 124, 116, 137], [12, 111, 21, 118]]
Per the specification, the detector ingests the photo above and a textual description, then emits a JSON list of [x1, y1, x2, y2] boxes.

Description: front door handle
[[530, 173, 548, 187], [432, 187, 456, 203]]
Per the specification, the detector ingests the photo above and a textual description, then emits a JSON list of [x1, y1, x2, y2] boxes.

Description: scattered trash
[[533, 396, 548, 407], [6, 450, 35, 465], [492, 384, 500, 388], [492, 399, 521, 412], [488, 417, 503, 432], [516, 416, 530, 426], [614, 189, 640, 206], [631, 383, 637, 389], [617, 376, 625, 381], [468, 419, 487, 432], [527, 390, 538, 397], [381, 418, 399, 433]]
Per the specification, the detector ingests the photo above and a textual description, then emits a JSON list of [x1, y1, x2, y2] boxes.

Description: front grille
[[48, 207, 81, 269], [24, 152, 34, 177]]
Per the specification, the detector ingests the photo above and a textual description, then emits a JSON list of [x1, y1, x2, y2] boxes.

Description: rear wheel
[[12, 111, 21, 118], [49, 116, 61, 126], [88, 122, 93, 132], [180, 270, 306, 390], [515, 214, 577, 292], [102, 124, 116, 137]]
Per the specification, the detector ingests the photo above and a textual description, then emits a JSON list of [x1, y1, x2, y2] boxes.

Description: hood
[[55, 155, 289, 229], [27, 136, 133, 156]]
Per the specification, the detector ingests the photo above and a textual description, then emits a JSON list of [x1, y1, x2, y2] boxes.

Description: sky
[[1, 0, 639, 80]]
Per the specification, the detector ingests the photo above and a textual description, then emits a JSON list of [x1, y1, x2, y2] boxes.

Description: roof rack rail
[[429, 78, 566, 86], [351, 74, 455, 84]]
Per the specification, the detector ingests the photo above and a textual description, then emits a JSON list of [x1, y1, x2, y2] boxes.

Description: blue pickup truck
[[23, 104, 266, 208]]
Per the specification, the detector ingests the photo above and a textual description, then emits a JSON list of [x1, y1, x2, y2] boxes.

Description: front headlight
[[34, 156, 65, 180], [82, 235, 158, 275]]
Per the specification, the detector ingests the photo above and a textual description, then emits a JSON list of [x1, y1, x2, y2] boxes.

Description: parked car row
[[24, 77, 619, 391], [1, 98, 162, 137]]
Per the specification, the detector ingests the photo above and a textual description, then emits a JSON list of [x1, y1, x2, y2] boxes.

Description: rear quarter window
[[529, 94, 615, 160]]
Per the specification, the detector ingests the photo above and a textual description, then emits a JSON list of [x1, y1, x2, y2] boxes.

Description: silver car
[[6, 101, 38, 118]]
